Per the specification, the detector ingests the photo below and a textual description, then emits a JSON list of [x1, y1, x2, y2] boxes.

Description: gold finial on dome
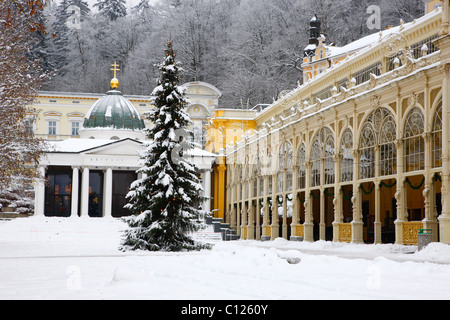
[[110, 61, 120, 89]]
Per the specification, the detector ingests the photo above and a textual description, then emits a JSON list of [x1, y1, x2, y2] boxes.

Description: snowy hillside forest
[[39, 0, 425, 108]]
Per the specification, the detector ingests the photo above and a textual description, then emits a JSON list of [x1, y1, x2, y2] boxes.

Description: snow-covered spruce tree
[[0, 0, 47, 189], [120, 41, 211, 252], [94, 0, 127, 21]]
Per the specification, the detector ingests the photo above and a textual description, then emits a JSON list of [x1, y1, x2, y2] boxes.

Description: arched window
[[267, 154, 273, 194], [311, 136, 322, 187], [278, 142, 293, 192], [360, 123, 376, 179], [379, 114, 397, 176], [297, 144, 306, 189], [359, 107, 396, 179], [311, 127, 335, 187], [340, 129, 353, 182], [236, 164, 242, 201], [244, 156, 250, 199], [286, 144, 293, 191], [324, 130, 335, 185], [252, 159, 259, 198], [258, 152, 265, 197], [404, 107, 425, 172], [432, 100, 443, 168]]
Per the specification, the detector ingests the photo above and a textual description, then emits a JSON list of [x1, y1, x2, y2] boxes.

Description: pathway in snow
[[0, 217, 449, 300]]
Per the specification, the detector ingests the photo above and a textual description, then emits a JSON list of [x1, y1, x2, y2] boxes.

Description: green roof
[[83, 90, 145, 131]]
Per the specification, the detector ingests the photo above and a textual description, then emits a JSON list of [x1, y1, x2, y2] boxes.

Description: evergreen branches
[[120, 41, 211, 252]]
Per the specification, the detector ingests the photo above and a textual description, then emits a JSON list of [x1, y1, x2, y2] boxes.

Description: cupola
[[80, 62, 146, 140]]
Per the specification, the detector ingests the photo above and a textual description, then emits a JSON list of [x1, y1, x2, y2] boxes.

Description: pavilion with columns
[[34, 65, 216, 218]]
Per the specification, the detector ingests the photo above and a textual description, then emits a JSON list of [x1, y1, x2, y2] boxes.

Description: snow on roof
[[304, 44, 317, 51], [326, 8, 441, 59], [258, 8, 442, 120], [186, 148, 217, 158], [46, 139, 137, 153], [47, 139, 216, 160]]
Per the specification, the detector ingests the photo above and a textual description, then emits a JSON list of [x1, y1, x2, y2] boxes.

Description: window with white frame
[[24, 116, 36, 135], [71, 121, 81, 137], [48, 120, 57, 136], [44, 112, 62, 138]]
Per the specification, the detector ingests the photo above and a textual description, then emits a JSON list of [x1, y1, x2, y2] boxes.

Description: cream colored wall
[[31, 82, 221, 142], [31, 93, 152, 140]]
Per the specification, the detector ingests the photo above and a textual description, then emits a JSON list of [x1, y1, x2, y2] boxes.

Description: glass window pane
[[404, 107, 425, 172], [340, 129, 353, 182], [433, 101, 442, 168]]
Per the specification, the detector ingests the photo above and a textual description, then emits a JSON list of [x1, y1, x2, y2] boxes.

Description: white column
[[103, 168, 113, 218], [203, 169, 212, 214], [71, 167, 79, 218], [34, 166, 46, 216], [80, 167, 89, 217], [439, 63, 450, 243], [374, 181, 382, 244]]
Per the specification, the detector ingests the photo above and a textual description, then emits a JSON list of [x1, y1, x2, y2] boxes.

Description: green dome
[[83, 90, 145, 131]]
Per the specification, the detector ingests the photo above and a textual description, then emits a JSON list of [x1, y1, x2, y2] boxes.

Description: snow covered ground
[[0, 217, 449, 301]]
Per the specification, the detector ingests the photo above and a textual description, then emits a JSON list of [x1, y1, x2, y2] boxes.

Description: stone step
[[225, 234, 240, 241], [204, 217, 239, 241], [204, 216, 213, 225], [212, 222, 222, 233], [212, 218, 223, 224]]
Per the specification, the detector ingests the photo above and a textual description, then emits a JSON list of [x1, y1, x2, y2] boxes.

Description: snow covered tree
[[0, 0, 47, 189], [94, 0, 127, 21], [121, 41, 211, 252], [48, 0, 91, 77]]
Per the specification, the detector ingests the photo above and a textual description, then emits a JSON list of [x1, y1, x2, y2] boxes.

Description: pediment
[[83, 139, 143, 156], [184, 82, 222, 98]]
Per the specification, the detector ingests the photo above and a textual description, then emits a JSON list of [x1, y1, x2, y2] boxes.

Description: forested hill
[[38, 0, 424, 108]]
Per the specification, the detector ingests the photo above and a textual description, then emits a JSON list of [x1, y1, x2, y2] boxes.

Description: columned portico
[[103, 168, 113, 218], [36, 138, 216, 219], [203, 169, 212, 213], [71, 167, 79, 218], [33, 69, 216, 221], [435, 0, 450, 244], [34, 165, 46, 217], [80, 167, 90, 217]]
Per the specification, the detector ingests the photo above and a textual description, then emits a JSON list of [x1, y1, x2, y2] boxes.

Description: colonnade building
[[220, 2, 450, 246]]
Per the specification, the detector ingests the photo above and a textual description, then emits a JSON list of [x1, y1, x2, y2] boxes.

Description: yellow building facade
[[206, 108, 257, 220], [220, 2, 450, 246]]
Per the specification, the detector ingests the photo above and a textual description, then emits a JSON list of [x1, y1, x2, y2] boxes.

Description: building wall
[[30, 92, 153, 141], [424, 0, 442, 14], [30, 82, 222, 143], [205, 109, 257, 220]]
